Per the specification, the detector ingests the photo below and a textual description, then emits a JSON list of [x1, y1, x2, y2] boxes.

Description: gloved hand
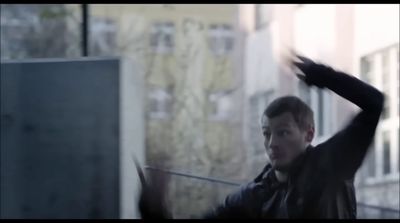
[[134, 158, 172, 219], [138, 172, 171, 219], [291, 54, 335, 88]]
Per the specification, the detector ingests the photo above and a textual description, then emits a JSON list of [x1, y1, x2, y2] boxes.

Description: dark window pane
[[360, 57, 373, 84], [165, 100, 172, 115], [90, 18, 117, 56], [299, 81, 311, 106], [367, 145, 376, 177], [150, 31, 160, 48], [225, 37, 233, 51], [318, 89, 324, 136], [381, 50, 390, 80], [383, 131, 391, 175], [149, 98, 159, 113], [382, 94, 390, 119], [150, 22, 174, 53]]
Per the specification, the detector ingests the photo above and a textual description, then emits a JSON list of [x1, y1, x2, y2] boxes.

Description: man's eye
[[279, 130, 289, 136]]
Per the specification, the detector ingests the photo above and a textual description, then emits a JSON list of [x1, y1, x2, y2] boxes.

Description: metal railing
[[144, 166, 400, 219], [144, 166, 241, 187]]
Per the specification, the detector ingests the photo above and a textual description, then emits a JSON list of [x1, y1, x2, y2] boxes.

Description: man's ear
[[305, 125, 315, 143]]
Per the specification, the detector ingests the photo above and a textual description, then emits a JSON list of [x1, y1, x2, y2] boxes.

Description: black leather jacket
[[203, 63, 384, 219]]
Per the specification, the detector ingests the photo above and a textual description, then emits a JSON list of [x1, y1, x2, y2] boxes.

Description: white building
[[239, 4, 399, 218]]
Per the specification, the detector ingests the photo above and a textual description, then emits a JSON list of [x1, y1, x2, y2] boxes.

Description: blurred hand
[[289, 51, 333, 88], [134, 159, 171, 219]]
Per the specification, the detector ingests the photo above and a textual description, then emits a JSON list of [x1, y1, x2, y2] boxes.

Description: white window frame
[[297, 80, 335, 145], [248, 91, 273, 156], [150, 21, 174, 54], [90, 17, 117, 56], [208, 24, 234, 56], [255, 4, 271, 30], [148, 89, 172, 119], [208, 91, 232, 121], [360, 44, 400, 185]]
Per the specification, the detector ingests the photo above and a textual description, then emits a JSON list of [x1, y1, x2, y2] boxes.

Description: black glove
[[292, 54, 335, 88], [138, 174, 172, 219], [134, 158, 172, 219]]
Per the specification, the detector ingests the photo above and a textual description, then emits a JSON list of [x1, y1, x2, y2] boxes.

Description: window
[[365, 142, 376, 178], [148, 89, 173, 119], [208, 24, 234, 56], [298, 80, 331, 139], [317, 89, 324, 136], [360, 57, 373, 84], [396, 46, 399, 117], [360, 44, 399, 181], [255, 4, 271, 30], [381, 50, 391, 119], [249, 96, 263, 156], [90, 17, 117, 56], [249, 91, 273, 156], [150, 22, 174, 54], [255, 5, 262, 30], [298, 80, 311, 106], [383, 131, 391, 175], [209, 91, 232, 121]]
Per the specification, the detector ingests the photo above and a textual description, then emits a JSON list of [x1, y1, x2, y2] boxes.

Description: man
[[138, 54, 384, 219]]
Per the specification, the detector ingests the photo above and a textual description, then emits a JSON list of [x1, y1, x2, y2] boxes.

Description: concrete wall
[[0, 57, 144, 219], [119, 58, 145, 219], [239, 3, 399, 218]]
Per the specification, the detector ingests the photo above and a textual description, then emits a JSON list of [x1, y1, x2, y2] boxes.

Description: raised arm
[[292, 55, 384, 180]]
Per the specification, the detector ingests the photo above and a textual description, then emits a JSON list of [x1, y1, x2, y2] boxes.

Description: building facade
[[240, 4, 399, 218], [87, 4, 247, 218]]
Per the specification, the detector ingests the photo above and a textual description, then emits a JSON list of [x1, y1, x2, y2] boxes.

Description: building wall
[[352, 4, 400, 213], [86, 4, 247, 218], [119, 58, 146, 218], [241, 4, 399, 216]]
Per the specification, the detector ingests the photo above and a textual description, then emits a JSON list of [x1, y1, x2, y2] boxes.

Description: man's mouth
[[271, 154, 281, 160]]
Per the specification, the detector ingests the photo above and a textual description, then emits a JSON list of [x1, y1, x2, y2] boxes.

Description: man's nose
[[265, 135, 278, 150], [268, 135, 279, 150]]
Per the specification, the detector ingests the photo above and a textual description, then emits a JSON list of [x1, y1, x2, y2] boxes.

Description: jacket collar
[[287, 145, 313, 177], [254, 145, 313, 185]]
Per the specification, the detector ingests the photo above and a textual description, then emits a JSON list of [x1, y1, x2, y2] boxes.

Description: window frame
[[90, 17, 117, 56], [207, 24, 234, 56], [208, 91, 233, 121], [359, 44, 400, 185], [297, 80, 334, 144], [148, 88, 173, 120], [150, 21, 175, 54]]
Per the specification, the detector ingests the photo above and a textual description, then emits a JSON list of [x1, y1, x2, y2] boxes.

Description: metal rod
[[144, 166, 399, 213], [81, 4, 89, 57], [144, 166, 241, 187], [357, 202, 400, 213]]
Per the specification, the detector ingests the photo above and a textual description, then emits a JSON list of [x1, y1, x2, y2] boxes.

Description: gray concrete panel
[[1, 58, 120, 219]]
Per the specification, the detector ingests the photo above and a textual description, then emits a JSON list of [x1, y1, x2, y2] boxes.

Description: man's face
[[261, 112, 312, 172]]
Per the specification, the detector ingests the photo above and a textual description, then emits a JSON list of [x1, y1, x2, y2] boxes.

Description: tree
[[0, 4, 81, 60], [105, 6, 248, 218]]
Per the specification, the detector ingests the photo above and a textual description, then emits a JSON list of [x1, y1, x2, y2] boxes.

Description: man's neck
[[274, 170, 288, 183]]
